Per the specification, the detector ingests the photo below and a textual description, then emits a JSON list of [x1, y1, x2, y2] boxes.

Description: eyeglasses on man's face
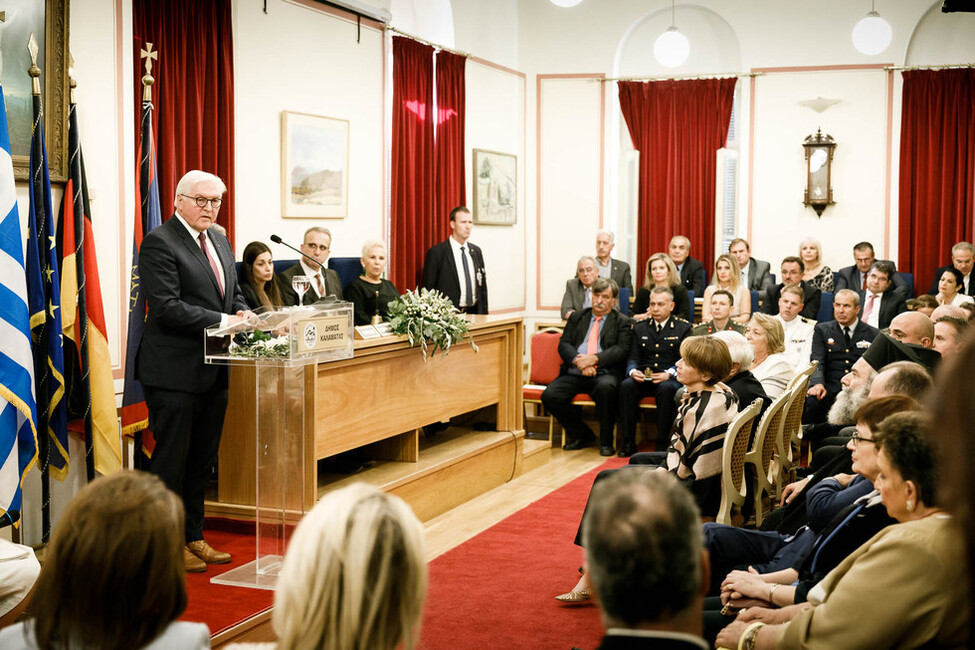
[[181, 194, 223, 209]]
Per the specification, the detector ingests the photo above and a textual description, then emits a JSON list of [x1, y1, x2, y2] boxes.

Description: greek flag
[[0, 85, 39, 525]]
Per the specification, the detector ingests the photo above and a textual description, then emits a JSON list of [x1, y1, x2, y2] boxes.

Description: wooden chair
[[744, 387, 792, 526], [716, 399, 764, 526], [522, 328, 563, 445], [774, 368, 814, 493]]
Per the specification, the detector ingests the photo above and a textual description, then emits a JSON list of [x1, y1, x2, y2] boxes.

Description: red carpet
[[418, 456, 628, 650], [181, 519, 274, 636]]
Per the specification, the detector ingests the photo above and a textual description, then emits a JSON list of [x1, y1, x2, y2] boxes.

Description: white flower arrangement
[[228, 330, 292, 358], [387, 288, 478, 360]]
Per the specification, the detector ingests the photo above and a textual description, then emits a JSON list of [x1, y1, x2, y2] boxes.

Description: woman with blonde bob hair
[[0, 471, 209, 650], [271, 483, 427, 650], [745, 313, 796, 398], [633, 252, 692, 321]]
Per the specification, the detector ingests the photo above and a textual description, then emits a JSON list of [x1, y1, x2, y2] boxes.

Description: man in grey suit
[[278, 227, 344, 305], [137, 170, 253, 573], [595, 229, 632, 294], [729, 237, 772, 292], [835, 241, 909, 299], [561, 256, 600, 319]]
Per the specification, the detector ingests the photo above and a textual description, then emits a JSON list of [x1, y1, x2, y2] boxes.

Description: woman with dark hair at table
[[715, 411, 969, 649], [0, 471, 209, 650], [345, 239, 401, 326], [240, 241, 284, 310]]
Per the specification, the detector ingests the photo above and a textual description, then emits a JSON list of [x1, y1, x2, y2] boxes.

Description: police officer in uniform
[[617, 286, 692, 457], [692, 289, 746, 336], [804, 289, 879, 426]]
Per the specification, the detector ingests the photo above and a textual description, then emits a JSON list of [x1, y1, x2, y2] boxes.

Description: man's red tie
[[586, 316, 602, 355], [862, 293, 876, 323], [198, 232, 224, 298]]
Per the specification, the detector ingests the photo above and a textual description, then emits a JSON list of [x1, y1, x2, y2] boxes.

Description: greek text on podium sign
[[297, 315, 350, 353]]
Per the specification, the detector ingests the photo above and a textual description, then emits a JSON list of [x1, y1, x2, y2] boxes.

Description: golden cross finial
[[141, 43, 158, 102], [28, 33, 41, 94]]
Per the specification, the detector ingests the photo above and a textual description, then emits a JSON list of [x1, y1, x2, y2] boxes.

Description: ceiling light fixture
[[550, 0, 584, 7], [653, 0, 689, 68], [852, 0, 892, 55]]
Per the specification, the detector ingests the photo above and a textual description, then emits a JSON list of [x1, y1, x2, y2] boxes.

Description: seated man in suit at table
[[762, 257, 821, 321], [561, 256, 600, 320], [421, 206, 488, 314], [278, 226, 344, 305], [542, 278, 632, 456], [835, 241, 909, 299], [618, 286, 691, 457], [729, 237, 773, 292], [860, 261, 907, 330], [693, 289, 745, 336], [804, 289, 880, 427], [583, 471, 710, 650], [595, 229, 632, 294], [670, 235, 705, 295]]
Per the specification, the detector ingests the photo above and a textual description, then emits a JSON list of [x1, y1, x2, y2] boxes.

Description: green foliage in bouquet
[[228, 329, 292, 358], [387, 288, 478, 360]]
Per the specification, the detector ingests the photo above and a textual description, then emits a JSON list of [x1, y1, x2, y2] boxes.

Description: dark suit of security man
[[617, 286, 691, 457], [542, 278, 631, 456], [137, 171, 252, 573], [421, 206, 488, 314], [804, 289, 879, 425]]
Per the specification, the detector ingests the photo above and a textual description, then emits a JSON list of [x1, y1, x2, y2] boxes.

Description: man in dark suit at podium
[[542, 278, 631, 456], [137, 170, 252, 573], [421, 206, 488, 314]]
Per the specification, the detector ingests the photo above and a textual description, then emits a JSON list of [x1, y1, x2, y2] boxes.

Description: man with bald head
[[930, 303, 966, 323], [887, 311, 935, 348]]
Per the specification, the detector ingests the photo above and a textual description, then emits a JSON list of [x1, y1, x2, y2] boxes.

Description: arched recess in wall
[[389, 0, 455, 47], [608, 5, 742, 270], [904, 2, 975, 65]]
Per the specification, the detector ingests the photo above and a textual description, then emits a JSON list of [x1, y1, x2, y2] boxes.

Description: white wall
[[234, 0, 386, 261]]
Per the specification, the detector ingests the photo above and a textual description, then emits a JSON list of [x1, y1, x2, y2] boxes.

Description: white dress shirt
[[299, 258, 326, 298], [861, 291, 883, 329], [775, 314, 815, 370], [449, 236, 475, 308]]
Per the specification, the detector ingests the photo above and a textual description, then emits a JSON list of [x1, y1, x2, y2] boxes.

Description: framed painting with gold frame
[[2, 0, 69, 182]]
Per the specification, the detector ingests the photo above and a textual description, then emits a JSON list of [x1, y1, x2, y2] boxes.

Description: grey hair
[[835, 288, 861, 308], [650, 285, 674, 302], [951, 241, 975, 256], [304, 226, 332, 244], [578, 255, 599, 268], [584, 470, 703, 626], [592, 276, 619, 298], [272, 484, 427, 650], [712, 330, 754, 370], [596, 229, 615, 243], [173, 170, 226, 207], [361, 239, 387, 259]]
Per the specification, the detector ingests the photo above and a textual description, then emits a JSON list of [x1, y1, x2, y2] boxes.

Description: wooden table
[[213, 315, 524, 515]]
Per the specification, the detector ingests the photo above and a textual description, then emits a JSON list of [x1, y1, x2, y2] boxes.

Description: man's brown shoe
[[187, 539, 231, 564], [184, 547, 207, 573]]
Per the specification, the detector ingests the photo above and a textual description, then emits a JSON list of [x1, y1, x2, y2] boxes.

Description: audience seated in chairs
[[715, 410, 969, 649], [762, 257, 822, 321], [799, 237, 833, 293], [702, 254, 751, 324], [0, 471, 209, 650], [555, 336, 739, 605], [560, 256, 600, 320], [745, 314, 796, 399], [632, 253, 693, 322], [227, 483, 426, 650]]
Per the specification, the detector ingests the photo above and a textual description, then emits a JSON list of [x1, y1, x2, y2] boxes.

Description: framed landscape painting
[[281, 111, 349, 219], [472, 148, 516, 226]]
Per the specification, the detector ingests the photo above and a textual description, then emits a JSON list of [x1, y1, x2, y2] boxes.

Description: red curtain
[[618, 78, 736, 275], [133, 0, 236, 247], [898, 69, 975, 295], [391, 37, 436, 291], [434, 50, 467, 226]]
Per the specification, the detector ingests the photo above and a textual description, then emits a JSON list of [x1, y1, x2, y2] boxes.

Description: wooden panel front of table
[[216, 315, 524, 512]]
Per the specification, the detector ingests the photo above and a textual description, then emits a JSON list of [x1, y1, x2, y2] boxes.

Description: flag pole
[[27, 34, 51, 542]]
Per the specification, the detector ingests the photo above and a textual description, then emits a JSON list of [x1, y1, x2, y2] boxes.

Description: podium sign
[[204, 303, 352, 590]]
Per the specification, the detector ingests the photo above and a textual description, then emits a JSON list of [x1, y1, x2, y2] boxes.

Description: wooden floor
[[423, 440, 607, 560]]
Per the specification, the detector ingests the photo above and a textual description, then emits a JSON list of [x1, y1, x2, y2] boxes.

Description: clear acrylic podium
[[203, 302, 353, 589]]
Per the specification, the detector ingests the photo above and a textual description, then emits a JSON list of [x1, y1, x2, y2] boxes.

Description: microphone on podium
[[270, 234, 326, 270]]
